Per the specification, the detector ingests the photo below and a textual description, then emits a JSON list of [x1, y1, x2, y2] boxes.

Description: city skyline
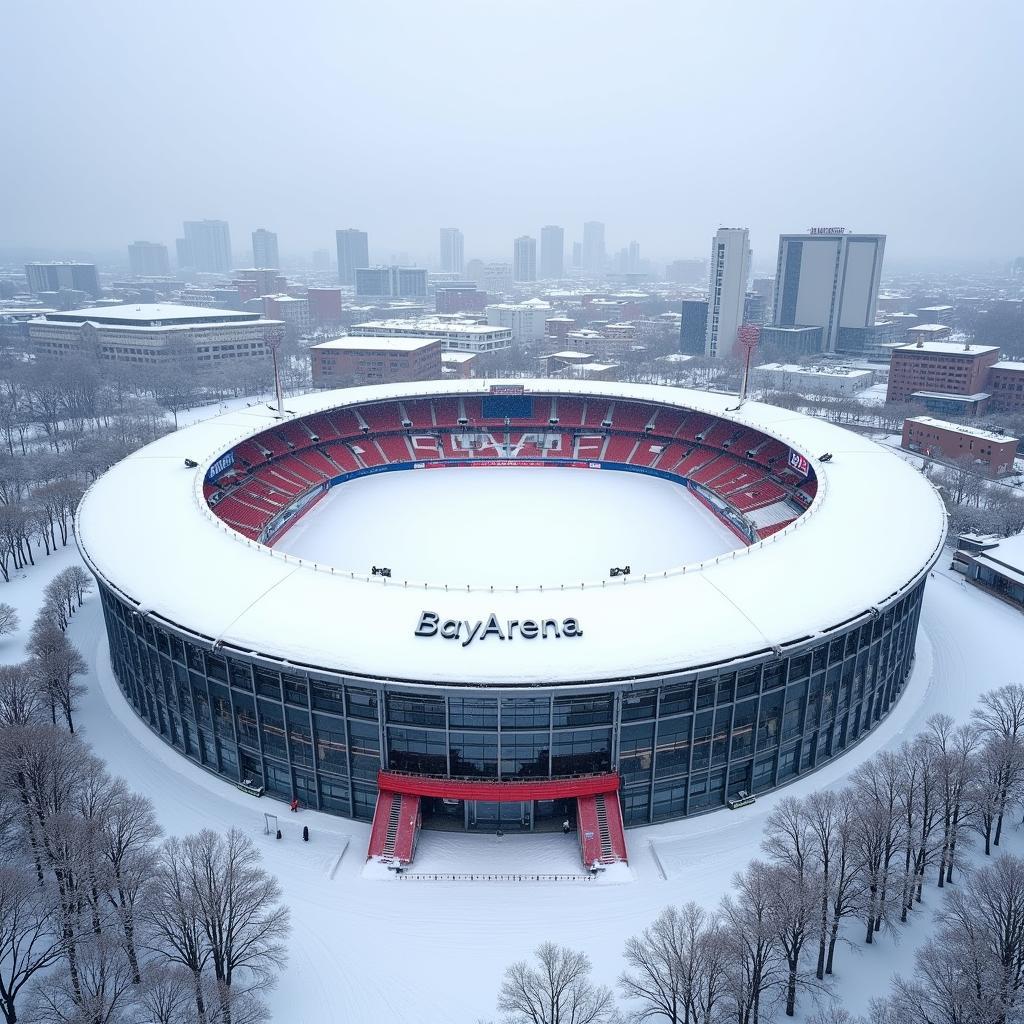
[[1, 1, 1020, 267]]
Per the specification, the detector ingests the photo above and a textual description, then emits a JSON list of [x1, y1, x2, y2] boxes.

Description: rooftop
[[42, 303, 262, 325], [755, 363, 871, 378], [906, 416, 1018, 443], [906, 324, 953, 334], [895, 340, 999, 355], [75, 381, 946, 686], [311, 335, 441, 353], [353, 318, 509, 335], [991, 361, 1024, 372]]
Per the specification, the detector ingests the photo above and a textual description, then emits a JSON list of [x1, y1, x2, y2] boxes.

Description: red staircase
[[576, 790, 628, 869], [367, 790, 422, 866]]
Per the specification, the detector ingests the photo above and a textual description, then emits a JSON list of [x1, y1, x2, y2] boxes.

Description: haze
[[1, 0, 1020, 268]]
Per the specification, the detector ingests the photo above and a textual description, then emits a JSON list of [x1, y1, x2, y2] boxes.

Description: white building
[[704, 227, 751, 359], [486, 299, 552, 343], [513, 236, 537, 282], [28, 303, 284, 365], [350, 316, 512, 354], [773, 230, 885, 353], [751, 362, 873, 396]]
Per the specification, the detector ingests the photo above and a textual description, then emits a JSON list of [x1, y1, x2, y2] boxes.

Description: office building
[[127, 242, 170, 277], [251, 228, 279, 269], [440, 228, 464, 274], [679, 298, 709, 355], [336, 229, 369, 286], [486, 299, 551, 343], [306, 288, 344, 326], [987, 362, 1024, 413], [887, 339, 1000, 404], [25, 262, 101, 298], [262, 295, 311, 340], [540, 225, 564, 279], [178, 220, 232, 273], [350, 317, 512, 354], [435, 287, 487, 314], [355, 266, 428, 299], [902, 417, 1018, 477], [582, 221, 605, 273], [752, 363, 872, 396], [310, 335, 442, 388], [513, 236, 537, 282], [758, 325, 825, 359], [772, 231, 885, 353], [704, 227, 751, 359], [28, 303, 283, 365]]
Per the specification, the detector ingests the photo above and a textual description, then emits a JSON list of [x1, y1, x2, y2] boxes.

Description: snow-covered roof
[[45, 303, 261, 324], [75, 380, 947, 688], [905, 417, 1018, 444], [896, 340, 998, 355], [991, 361, 1024, 372], [310, 335, 441, 353]]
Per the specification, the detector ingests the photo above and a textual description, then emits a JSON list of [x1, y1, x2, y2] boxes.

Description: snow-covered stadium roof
[[75, 380, 947, 687]]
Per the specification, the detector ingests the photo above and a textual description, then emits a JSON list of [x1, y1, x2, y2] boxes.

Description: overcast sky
[[1, 0, 1020, 269]]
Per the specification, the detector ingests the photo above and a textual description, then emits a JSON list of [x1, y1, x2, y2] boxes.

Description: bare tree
[[0, 665, 45, 728], [973, 684, 1024, 847], [850, 753, 906, 943], [619, 903, 727, 1024], [27, 618, 87, 732], [0, 865, 65, 1024], [498, 942, 617, 1024], [720, 861, 784, 1024], [927, 715, 980, 887], [0, 604, 18, 639]]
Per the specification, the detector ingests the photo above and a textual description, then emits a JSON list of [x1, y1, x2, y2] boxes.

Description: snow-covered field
[[275, 467, 741, 585], [4, 538, 1021, 1022]]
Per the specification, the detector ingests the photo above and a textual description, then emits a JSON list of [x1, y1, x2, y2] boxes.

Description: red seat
[[376, 435, 412, 463], [555, 397, 585, 426], [361, 402, 404, 432], [401, 400, 434, 429], [610, 402, 650, 431]]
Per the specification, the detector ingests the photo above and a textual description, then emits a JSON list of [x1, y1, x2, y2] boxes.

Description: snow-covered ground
[[3, 536, 1021, 1022], [275, 467, 740, 584]]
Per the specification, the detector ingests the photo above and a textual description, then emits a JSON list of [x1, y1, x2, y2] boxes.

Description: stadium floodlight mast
[[268, 326, 286, 416], [732, 323, 761, 408]]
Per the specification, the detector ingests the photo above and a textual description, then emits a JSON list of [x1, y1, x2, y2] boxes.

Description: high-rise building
[[628, 241, 640, 273], [251, 228, 279, 269], [439, 228, 464, 274], [540, 225, 564, 279], [679, 299, 709, 355], [179, 220, 232, 273], [773, 231, 885, 353], [354, 266, 427, 299], [513, 236, 537, 282], [127, 242, 170, 277], [704, 227, 751, 359], [582, 221, 605, 273], [336, 229, 369, 286], [25, 262, 101, 298]]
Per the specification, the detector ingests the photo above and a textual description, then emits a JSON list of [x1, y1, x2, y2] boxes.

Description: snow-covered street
[[1, 542, 1016, 1022], [275, 466, 741, 584]]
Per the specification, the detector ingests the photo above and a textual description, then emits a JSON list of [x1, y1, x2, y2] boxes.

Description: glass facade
[[97, 577, 926, 827]]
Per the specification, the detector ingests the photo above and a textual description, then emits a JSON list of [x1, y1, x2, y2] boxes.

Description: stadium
[[75, 380, 946, 871]]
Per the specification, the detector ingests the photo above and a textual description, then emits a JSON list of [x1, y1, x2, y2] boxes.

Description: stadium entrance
[[367, 771, 629, 869], [419, 797, 576, 832]]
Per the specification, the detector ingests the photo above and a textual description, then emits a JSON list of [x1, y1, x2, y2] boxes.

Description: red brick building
[[987, 361, 1024, 413], [902, 416, 1018, 476], [887, 340, 1000, 403], [307, 288, 344, 326], [310, 335, 442, 388]]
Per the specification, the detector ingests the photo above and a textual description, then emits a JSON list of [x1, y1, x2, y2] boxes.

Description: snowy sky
[[1, 0, 1020, 268]]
